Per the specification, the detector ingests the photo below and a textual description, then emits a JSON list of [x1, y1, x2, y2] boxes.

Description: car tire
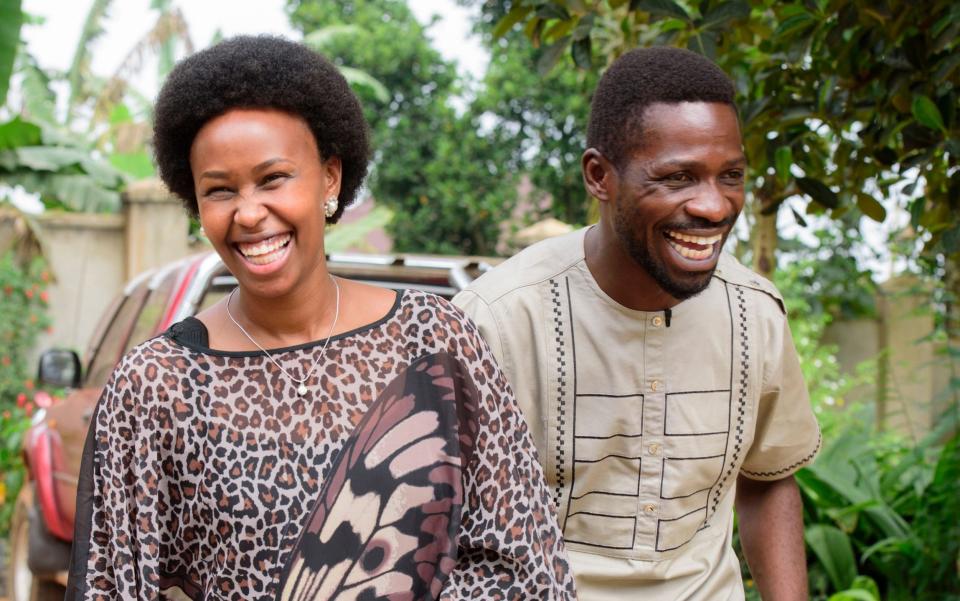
[[7, 486, 68, 601]]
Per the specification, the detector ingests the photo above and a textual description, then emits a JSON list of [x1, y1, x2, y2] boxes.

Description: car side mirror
[[37, 349, 82, 389]]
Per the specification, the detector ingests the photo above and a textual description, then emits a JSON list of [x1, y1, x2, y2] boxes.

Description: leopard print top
[[69, 290, 576, 600]]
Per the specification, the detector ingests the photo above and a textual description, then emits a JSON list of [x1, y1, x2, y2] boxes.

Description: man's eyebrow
[[649, 157, 747, 170]]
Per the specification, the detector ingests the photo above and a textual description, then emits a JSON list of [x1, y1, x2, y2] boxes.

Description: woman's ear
[[323, 156, 343, 199], [582, 148, 617, 203]]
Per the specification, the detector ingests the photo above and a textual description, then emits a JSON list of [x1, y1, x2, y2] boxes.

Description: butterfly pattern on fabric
[[277, 351, 479, 601]]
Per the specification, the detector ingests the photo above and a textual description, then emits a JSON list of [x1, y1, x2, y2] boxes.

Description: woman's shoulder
[[399, 289, 477, 328]]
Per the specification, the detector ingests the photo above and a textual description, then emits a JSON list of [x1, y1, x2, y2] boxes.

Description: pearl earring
[[324, 197, 338, 218]]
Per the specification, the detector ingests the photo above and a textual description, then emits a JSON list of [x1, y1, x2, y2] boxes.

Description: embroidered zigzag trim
[[550, 279, 567, 511], [711, 285, 748, 516], [741, 431, 823, 478]]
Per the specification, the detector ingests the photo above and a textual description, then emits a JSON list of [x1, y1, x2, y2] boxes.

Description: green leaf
[[493, 4, 533, 38], [687, 31, 718, 59], [701, 0, 750, 29], [571, 37, 592, 70], [302, 24, 362, 50], [536, 4, 571, 20], [109, 151, 154, 179], [805, 524, 857, 591], [0, 0, 23, 107], [19, 54, 56, 125], [828, 591, 878, 601], [911, 95, 946, 132], [1, 171, 120, 212], [537, 37, 569, 75], [774, 12, 815, 38], [775, 146, 793, 184], [909, 197, 926, 229], [13, 146, 88, 171], [791, 207, 808, 227], [796, 177, 839, 209], [338, 66, 390, 104], [856, 194, 886, 222], [0, 117, 42, 150], [630, 0, 690, 20]]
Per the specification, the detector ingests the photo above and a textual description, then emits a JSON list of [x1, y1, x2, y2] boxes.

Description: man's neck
[[583, 223, 680, 312]]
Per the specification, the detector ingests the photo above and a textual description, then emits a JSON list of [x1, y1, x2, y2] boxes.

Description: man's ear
[[582, 148, 616, 203]]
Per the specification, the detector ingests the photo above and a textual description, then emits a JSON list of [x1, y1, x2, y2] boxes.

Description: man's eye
[[723, 170, 745, 182], [664, 172, 692, 183]]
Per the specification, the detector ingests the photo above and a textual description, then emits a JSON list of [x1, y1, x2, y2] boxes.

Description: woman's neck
[[231, 271, 340, 347]]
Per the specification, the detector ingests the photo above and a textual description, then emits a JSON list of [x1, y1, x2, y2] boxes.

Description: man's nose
[[685, 181, 732, 224]]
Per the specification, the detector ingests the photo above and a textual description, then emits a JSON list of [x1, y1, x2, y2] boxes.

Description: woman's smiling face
[[190, 108, 341, 299]]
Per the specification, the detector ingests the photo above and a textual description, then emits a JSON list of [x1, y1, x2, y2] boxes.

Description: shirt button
[[650, 380, 661, 392], [648, 443, 661, 456], [643, 503, 657, 515], [652, 315, 663, 327]]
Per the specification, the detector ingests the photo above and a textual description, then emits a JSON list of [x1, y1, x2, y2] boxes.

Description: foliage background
[[0, 0, 957, 598]]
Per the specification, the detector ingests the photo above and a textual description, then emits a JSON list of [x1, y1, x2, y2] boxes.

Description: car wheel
[[7, 487, 67, 601]]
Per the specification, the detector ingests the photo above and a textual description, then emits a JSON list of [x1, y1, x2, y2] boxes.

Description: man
[[453, 47, 820, 600]]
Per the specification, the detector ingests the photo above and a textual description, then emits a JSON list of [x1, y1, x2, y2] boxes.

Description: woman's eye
[[203, 187, 233, 198], [262, 172, 288, 186]]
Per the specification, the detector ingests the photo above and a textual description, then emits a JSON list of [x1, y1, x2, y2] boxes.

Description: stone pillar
[[123, 179, 190, 280]]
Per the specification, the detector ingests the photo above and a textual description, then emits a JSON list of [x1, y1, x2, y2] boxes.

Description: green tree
[[288, 0, 518, 254], [462, 2, 598, 226], [487, 0, 958, 271]]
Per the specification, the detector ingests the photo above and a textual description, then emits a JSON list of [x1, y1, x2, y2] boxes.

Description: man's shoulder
[[713, 253, 786, 315], [460, 228, 587, 305]]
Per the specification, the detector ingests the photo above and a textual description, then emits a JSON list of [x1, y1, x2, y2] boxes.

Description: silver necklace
[[225, 275, 340, 396]]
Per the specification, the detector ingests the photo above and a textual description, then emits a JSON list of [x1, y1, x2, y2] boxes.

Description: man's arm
[[735, 474, 808, 600]]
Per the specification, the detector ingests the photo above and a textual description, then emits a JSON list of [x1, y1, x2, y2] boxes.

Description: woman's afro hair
[[153, 35, 370, 222], [587, 46, 736, 168]]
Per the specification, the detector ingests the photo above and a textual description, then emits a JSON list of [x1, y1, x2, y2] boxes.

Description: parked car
[[7, 250, 497, 600]]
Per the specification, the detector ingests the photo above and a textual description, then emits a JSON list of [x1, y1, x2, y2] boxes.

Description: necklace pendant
[[297, 384, 308, 395]]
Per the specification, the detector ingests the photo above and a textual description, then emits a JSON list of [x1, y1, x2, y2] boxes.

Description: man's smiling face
[[608, 101, 746, 301]]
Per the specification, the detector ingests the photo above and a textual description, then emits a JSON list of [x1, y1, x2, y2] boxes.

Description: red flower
[[24, 402, 33, 416], [24, 380, 34, 391], [40, 291, 49, 303], [2, 411, 10, 420], [16, 393, 26, 407], [24, 289, 34, 299], [1, 356, 9, 366]]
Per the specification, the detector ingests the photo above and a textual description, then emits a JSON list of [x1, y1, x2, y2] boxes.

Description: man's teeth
[[238, 234, 291, 265], [667, 231, 723, 246], [666, 230, 721, 260]]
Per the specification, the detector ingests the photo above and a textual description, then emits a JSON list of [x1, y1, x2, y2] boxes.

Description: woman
[[66, 36, 575, 600]]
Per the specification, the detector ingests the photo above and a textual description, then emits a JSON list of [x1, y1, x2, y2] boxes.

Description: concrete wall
[[32, 211, 126, 357], [4, 179, 193, 361], [823, 275, 954, 439]]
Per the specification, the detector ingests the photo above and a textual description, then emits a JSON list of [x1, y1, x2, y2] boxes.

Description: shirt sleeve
[[439, 301, 577, 600], [65, 354, 160, 600], [740, 313, 821, 480]]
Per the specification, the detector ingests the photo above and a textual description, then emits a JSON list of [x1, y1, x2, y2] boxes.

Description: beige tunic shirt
[[453, 227, 820, 601]]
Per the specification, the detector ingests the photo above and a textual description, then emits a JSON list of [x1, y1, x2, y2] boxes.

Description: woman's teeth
[[237, 233, 291, 265], [666, 231, 722, 260]]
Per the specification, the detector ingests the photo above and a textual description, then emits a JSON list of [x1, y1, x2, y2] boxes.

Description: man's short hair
[[153, 35, 370, 222], [587, 47, 736, 167]]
